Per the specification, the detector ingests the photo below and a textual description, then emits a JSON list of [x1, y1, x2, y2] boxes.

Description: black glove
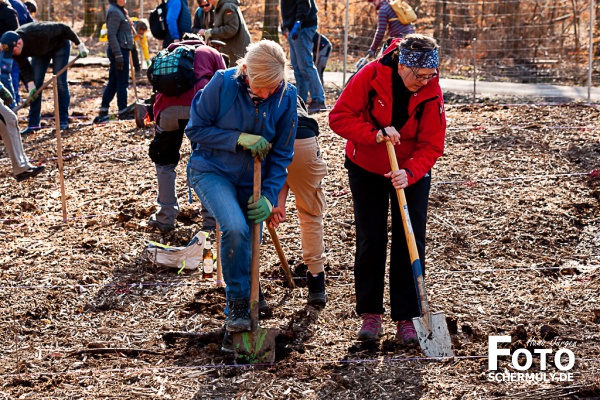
[[0, 85, 13, 106], [115, 55, 124, 70]]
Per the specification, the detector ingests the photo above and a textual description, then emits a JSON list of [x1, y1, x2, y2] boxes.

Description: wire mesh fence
[[44, 0, 599, 88]]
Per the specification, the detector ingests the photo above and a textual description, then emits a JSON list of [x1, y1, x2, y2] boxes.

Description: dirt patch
[[0, 63, 599, 399]]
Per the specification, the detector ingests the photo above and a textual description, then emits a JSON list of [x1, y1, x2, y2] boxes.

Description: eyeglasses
[[200, 3, 210, 8], [409, 67, 437, 82]]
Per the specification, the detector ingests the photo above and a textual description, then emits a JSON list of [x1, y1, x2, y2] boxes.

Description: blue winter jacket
[[185, 68, 298, 207], [165, 0, 191, 42]]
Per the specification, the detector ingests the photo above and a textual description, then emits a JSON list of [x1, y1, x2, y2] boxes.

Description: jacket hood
[[216, 0, 240, 9]]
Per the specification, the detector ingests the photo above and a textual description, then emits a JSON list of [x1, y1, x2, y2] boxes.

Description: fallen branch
[[67, 348, 162, 357]]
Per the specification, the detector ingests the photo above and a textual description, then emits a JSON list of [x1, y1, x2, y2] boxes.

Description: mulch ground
[[0, 62, 599, 399]]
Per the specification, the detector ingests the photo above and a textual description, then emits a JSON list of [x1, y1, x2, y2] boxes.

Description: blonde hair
[[235, 40, 288, 88]]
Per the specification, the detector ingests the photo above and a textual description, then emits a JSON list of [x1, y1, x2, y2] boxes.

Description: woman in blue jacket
[[185, 40, 297, 334]]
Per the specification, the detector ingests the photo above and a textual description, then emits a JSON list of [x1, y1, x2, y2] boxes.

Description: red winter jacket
[[329, 49, 446, 186]]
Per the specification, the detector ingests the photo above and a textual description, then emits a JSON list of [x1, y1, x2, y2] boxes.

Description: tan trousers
[[286, 137, 328, 274], [0, 102, 33, 176]]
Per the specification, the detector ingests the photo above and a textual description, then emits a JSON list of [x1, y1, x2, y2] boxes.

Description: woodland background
[[33, 0, 600, 86]]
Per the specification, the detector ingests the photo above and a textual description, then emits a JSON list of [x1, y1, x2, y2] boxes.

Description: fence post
[[472, 38, 477, 104], [588, 0, 595, 104], [343, 0, 350, 86]]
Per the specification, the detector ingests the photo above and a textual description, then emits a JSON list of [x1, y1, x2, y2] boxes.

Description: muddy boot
[[226, 298, 250, 332], [306, 271, 327, 307]]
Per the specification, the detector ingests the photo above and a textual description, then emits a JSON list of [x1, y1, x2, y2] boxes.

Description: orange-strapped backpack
[[388, 0, 417, 25]]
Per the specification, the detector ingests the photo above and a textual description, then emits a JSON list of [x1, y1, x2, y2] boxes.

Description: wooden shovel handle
[[250, 157, 261, 330], [129, 56, 139, 102], [14, 55, 81, 112], [267, 225, 295, 288], [385, 141, 430, 318]]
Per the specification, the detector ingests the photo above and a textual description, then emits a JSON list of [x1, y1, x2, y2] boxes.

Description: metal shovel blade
[[412, 312, 454, 358], [232, 326, 278, 364], [134, 102, 148, 128]]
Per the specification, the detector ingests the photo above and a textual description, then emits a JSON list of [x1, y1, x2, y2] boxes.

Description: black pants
[[131, 44, 141, 73], [345, 157, 430, 321]]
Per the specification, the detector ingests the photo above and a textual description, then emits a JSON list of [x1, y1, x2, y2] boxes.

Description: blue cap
[[0, 31, 20, 55]]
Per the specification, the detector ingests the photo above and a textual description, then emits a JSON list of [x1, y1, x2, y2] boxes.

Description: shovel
[[267, 225, 295, 288], [232, 157, 278, 364], [385, 141, 454, 358], [129, 57, 147, 128], [14, 55, 81, 112]]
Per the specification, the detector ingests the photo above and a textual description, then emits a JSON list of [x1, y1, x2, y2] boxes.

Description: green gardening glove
[[26, 81, 38, 101], [237, 133, 270, 161], [0, 85, 13, 106], [247, 195, 273, 224]]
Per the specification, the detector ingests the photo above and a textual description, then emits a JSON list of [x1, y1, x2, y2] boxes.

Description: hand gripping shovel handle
[[385, 141, 431, 324], [250, 157, 261, 331], [13, 55, 81, 112], [267, 225, 295, 288]]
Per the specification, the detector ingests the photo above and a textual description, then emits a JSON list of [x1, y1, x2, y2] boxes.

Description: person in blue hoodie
[[185, 40, 297, 340], [163, 0, 192, 48], [8, 0, 33, 105]]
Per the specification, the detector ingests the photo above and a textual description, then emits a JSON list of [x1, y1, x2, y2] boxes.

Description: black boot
[[92, 110, 109, 124], [258, 285, 269, 313], [221, 330, 233, 353], [226, 298, 250, 332], [306, 271, 327, 306]]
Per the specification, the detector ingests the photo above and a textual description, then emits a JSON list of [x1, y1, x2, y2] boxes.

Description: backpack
[[147, 45, 197, 96], [149, 0, 168, 40], [388, 0, 417, 25]]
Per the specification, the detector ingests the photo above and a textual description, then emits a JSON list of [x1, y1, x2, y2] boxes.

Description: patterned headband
[[398, 48, 439, 69]]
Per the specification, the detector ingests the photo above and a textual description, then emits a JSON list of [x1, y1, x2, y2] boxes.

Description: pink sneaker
[[396, 320, 418, 344], [357, 313, 383, 341]]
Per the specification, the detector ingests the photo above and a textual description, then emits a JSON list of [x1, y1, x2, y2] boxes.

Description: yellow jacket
[[100, 17, 151, 64]]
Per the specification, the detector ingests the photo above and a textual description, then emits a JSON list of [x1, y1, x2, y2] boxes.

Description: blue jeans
[[29, 41, 71, 128], [189, 168, 259, 301], [101, 47, 130, 113], [288, 25, 325, 103]]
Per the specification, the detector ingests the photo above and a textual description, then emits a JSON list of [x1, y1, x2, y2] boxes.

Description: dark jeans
[[101, 47, 130, 112], [131, 44, 141, 73], [345, 157, 430, 321], [29, 41, 71, 128]]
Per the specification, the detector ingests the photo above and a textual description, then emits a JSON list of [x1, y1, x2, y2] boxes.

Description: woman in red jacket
[[329, 34, 445, 343]]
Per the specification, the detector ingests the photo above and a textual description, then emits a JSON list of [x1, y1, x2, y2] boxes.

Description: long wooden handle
[[129, 56, 139, 101], [385, 141, 430, 318], [250, 157, 261, 331], [215, 224, 224, 287], [14, 55, 81, 112], [267, 225, 295, 288], [53, 75, 67, 222]]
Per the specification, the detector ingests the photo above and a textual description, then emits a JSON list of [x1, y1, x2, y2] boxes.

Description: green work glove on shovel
[[247, 195, 273, 224], [26, 82, 38, 101], [0, 84, 13, 106], [237, 133, 270, 161]]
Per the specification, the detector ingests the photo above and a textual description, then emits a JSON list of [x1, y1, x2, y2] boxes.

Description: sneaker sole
[[226, 322, 251, 333], [357, 329, 384, 341]]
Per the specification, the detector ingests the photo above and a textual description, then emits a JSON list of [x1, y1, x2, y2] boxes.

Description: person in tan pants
[[0, 82, 44, 181], [269, 96, 328, 306]]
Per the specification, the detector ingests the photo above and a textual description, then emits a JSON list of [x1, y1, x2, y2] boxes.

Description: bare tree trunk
[[81, 0, 100, 37], [262, 0, 280, 42]]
